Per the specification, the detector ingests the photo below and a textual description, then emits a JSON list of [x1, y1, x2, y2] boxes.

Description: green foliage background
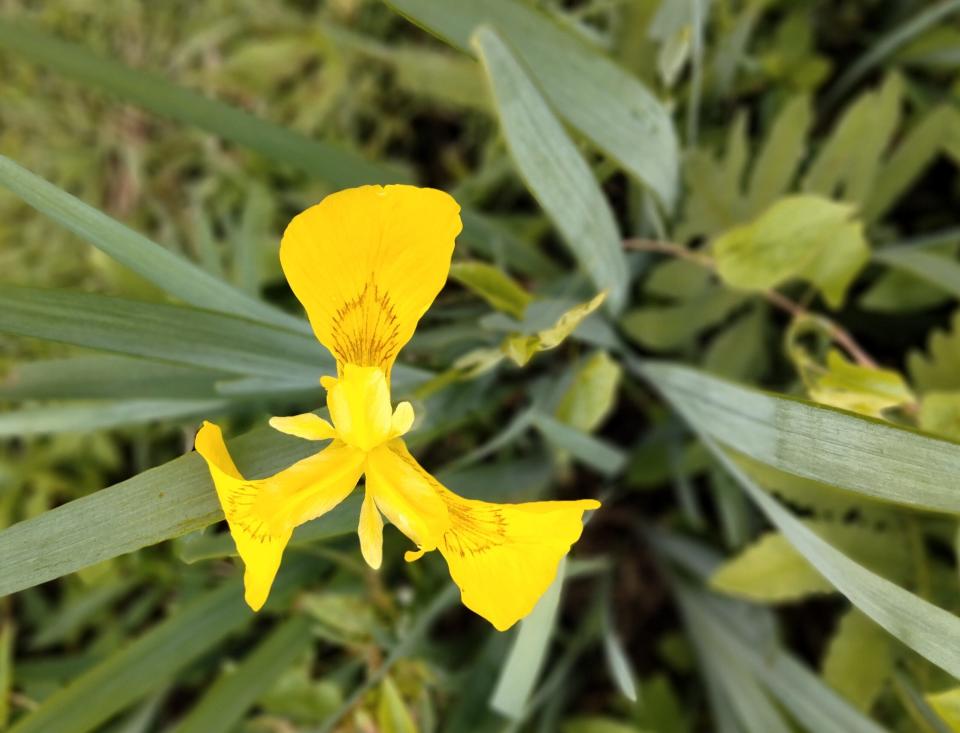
[[5, 0, 960, 731]]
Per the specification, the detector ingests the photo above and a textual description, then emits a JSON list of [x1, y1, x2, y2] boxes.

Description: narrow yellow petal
[[437, 495, 599, 631], [269, 413, 336, 441], [280, 185, 462, 375], [194, 422, 365, 610], [390, 401, 415, 438], [365, 441, 449, 554], [358, 490, 384, 570]]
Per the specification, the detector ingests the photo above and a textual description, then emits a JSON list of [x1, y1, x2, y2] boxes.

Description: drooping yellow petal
[[358, 490, 384, 570], [365, 440, 599, 631], [436, 494, 599, 631], [268, 413, 336, 441], [195, 421, 365, 611], [365, 441, 449, 555], [280, 185, 462, 376]]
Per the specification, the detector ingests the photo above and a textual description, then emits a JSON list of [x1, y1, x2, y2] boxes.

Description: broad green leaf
[[555, 351, 622, 433], [0, 399, 230, 437], [746, 95, 812, 213], [0, 285, 332, 381], [710, 523, 908, 602], [377, 676, 418, 733], [637, 360, 960, 513], [0, 356, 224, 400], [621, 288, 746, 352], [643, 258, 712, 299], [0, 424, 321, 597], [713, 195, 869, 308], [449, 260, 532, 319], [703, 306, 768, 381], [701, 434, 960, 685], [172, 616, 312, 733], [386, 0, 679, 208], [0, 22, 402, 189], [927, 687, 960, 731], [0, 156, 304, 332], [474, 27, 628, 311], [801, 350, 915, 418], [909, 311, 960, 392], [822, 609, 892, 712], [502, 292, 607, 366], [491, 559, 566, 720], [919, 392, 960, 441], [8, 566, 310, 733]]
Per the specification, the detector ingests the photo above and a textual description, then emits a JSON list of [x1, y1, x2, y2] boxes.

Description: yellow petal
[[365, 441, 449, 554], [194, 421, 365, 610], [195, 421, 291, 611], [436, 495, 599, 631], [280, 185, 462, 376], [390, 401, 415, 438], [269, 413, 336, 441], [325, 364, 394, 451], [358, 490, 384, 569]]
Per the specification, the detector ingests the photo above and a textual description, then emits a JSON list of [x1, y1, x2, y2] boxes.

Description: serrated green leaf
[[703, 306, 767, 381], [474, 27, 628, 311], [386, 0, 679, 208], [643, 258, 712, 300], [172, 616, 312, 733], [909, 311, 960, 392], [449, 261, 532, 319], [822, 609, 892, 712], [555, 351, 621, 433], [746, 95, 812, 213], [713, 195, 869, 308], [621, 288, 746, 351], [875, 247, 960, 305]]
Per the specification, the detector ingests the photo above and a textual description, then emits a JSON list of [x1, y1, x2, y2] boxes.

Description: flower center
[[321, 364, 413, 452]]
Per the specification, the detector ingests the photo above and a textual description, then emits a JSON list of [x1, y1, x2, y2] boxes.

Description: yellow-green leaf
[[803, 350, 915, 418], [927, 687, 960, 731], [822, 609, 891, 712], [449, 261, 532, 319], [377, 676, 418, 733], [555, 352, 621, 433], [504, 292, 606, 366], [919, 391, 960, 441], [713, 195, 869, 308]]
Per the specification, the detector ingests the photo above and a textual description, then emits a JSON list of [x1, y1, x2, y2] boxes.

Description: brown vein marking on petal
[[442, 501, 508, 558], [330, 282, 401, 370], [224, 483, 281, 544]]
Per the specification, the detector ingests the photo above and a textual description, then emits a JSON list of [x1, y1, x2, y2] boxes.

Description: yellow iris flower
[[195, 185, 600, 631]]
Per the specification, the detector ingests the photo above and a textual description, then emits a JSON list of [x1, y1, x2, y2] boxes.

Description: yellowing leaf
[[556, 351, 621, 433], [927, 687, 960, 731], [713, 195, 869, 308], [504, 292, 606, 366], [377, 676, 418, 733], [710, 523, 909, 603], [909, 310, 960, 392], [449, 260, 532, 319], [919, 392, 960, 441], [822, 609, 891, 712], [804, 350, 915, 418]]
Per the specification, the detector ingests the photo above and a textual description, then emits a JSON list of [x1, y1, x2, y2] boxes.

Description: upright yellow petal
[[268, 413, 336, 441], [194, 421, 365, 611], [280, 185, 462, 376], [365, 440, 599, 631]]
